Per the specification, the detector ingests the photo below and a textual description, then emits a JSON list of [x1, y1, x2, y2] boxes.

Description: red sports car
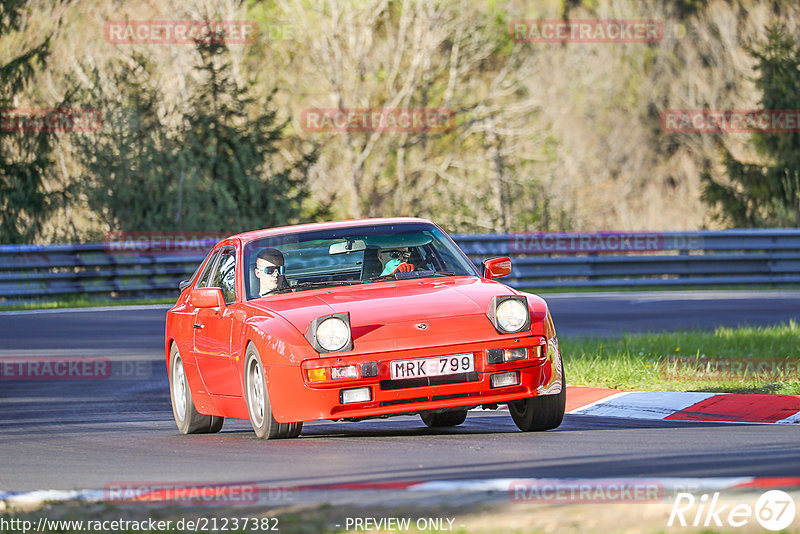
[[165, 218, 565, 439]]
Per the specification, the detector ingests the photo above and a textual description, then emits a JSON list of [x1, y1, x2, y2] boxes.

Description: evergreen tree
[[74, 56, 183, 232], [181, 41, 318, 233], [701, 24, 800, 227], [0, 1, 57, 243], [75, 41, 320, 234]]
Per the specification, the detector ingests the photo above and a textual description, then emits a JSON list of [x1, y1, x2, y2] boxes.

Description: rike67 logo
[[668, 490, 796, 531]]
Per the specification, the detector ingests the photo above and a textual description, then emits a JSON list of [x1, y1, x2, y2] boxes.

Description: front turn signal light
[[307, 368, 328, 382]]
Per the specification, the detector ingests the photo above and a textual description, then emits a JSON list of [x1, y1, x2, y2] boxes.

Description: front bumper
[[266, 335, 561, 423]]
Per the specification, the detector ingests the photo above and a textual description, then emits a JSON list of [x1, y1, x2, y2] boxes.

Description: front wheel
[[420, 409, 468, 428], [508, 367, 566, 432], [244, 344, 300, 439], [169, 344, 224, 434]]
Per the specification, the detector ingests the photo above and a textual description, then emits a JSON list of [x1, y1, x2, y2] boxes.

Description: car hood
[[248, 277, 548, 354]]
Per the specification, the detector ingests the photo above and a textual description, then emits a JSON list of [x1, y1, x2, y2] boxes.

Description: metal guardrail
[[1, 229, 800, 303], [454, 229, 800, 288], [0, 243, 206, 301]]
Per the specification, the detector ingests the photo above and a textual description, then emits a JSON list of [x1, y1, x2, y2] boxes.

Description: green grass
[[561, 321, 800, 394], [0, 296, 176, 312]]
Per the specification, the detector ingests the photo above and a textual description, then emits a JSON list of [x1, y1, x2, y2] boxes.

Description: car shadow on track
[[213, 413, 763, 442]]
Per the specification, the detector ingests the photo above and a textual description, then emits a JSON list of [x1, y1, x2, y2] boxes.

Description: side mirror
[[179, 279, 191, 292], [483, 257, 512, 279], [189, 287, 225, 311]]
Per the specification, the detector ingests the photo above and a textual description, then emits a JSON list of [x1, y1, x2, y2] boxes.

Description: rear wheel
[[508, 367, 566, 432], [169, 344, 224, 434], [420, 409, 468, 428], [244, 344, 300, 439]]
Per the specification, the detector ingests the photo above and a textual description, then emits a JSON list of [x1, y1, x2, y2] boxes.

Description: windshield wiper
[[280, 280, 363, 292], [400, 270, 456, 279], [366, 270, 456, 282]]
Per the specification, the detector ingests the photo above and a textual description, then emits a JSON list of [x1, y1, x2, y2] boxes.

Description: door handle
[[193, 323, 204, 329]]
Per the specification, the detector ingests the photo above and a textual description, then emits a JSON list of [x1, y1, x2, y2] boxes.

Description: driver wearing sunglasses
[[254, 248, 288, 297], [377, 247, 415, 276]]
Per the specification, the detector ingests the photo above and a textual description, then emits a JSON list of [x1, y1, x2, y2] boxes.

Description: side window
[[209, 248, 237, 304], [196, 250, 220, 289]]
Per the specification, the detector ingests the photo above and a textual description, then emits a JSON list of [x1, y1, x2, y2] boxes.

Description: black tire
[[287, 422, 303, 438], [420, 409, 468, 428], [244, 344, 298, 439], [208, 416, 224, 433], [508, 365, 566, 432], [169, 344, 224, 434]]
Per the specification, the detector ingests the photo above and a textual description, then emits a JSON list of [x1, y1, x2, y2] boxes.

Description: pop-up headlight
[[487, 296, 531, 334], [306, 312, 353, 352]]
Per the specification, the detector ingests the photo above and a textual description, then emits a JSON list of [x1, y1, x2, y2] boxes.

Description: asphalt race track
[[1, 290, 799, 492]]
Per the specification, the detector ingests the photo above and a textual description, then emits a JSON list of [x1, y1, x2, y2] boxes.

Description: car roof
[[229, 217, 436, 243]]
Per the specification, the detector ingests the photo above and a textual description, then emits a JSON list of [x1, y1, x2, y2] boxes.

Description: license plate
[[390, 353, 474, 380]]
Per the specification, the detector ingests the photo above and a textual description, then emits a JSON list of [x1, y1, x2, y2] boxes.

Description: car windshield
[[243, 222, 478, 299]]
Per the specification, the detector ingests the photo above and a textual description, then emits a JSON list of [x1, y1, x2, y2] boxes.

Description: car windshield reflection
[[243, 223, 477, 299]]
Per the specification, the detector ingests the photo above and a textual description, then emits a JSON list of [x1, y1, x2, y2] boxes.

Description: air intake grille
[[379, 371, 479, 391]]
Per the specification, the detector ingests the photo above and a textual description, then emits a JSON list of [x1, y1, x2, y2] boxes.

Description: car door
[[193, 246, 241, 396], [169, 249, 218, 361]]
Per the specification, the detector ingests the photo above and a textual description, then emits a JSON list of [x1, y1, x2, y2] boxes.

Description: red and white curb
[[3, 477, 800, 508], [404, 477, 800, 492], [566, 387, 800, 424]]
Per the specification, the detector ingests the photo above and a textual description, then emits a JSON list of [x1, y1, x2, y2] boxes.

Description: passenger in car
[[378, 247, 415, 276]]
